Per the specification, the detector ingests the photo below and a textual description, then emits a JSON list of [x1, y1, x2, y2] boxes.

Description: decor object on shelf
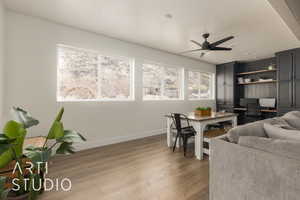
[[195, 107, 212, 116], [244, 78, 252, 83], [268, 63, 275, 70], [258, 78, 273, 82], [0, 107, 86, 200], [238, 77, 244, 84]]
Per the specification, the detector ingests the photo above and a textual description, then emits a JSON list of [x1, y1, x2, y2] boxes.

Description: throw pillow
[[264, 123, 300, 141], [281, 111, 300, 130], [268, 117, 297, 130]]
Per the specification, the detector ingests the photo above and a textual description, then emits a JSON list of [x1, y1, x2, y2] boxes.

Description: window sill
[[57, 99, 135, 102], [188, 99, 215, 101], [143, 98, 184, 101]]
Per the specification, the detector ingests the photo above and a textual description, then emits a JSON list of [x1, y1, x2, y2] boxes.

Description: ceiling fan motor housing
[[203, 33, 210, 39]]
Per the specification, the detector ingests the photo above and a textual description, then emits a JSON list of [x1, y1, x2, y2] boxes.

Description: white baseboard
[[74, 128, 166, 151]]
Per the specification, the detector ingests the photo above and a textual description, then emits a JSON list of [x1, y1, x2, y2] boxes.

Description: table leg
[[232, 116, 237, 127], [193, 122, 204, 160], [167, 117, 172, 147]]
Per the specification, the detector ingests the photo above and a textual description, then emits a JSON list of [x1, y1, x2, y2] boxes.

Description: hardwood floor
[[40, 135, 209, 200]]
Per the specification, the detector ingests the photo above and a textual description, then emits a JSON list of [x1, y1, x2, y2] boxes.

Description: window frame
[[187, 70, 215, 101], [56, 44, 135, 102], [142, 61, 185, 101]]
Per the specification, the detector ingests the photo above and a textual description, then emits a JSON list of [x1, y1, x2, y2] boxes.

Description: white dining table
[[165, 112, 237, 160]]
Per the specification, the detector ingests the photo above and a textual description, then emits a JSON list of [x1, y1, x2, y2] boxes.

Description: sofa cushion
[[227, 118, 280, 143], [281, 111, 300, 130], [268, 117, 297, 129], [238, 136, 300, 160], [264, 123, 300, 141]]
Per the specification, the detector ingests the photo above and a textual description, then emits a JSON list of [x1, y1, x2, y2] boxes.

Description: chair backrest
[[172, 113, 182, 131], [246, 103, 261, 117], [171, 113, 190, 132]]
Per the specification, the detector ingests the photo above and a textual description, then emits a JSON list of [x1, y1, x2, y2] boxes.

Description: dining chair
[[171, 113, 196, 156], [245, 102, 263, 123]]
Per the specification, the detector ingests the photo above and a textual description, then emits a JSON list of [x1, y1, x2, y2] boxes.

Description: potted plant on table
[[194, 107, 212, 117], [0, 107, 86, 200]]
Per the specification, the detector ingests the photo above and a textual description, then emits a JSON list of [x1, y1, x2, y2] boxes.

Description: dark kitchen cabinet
[[276, 48, 300, 114], [216, 62, 238, 112], [278, 80, 293, 108], [294, 49, 300, 79], [216, 66, 225, 104], [294, 79, 300, 108]]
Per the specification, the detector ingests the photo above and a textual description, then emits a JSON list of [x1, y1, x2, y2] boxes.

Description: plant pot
[[194, 109, 212, 117], [7, 193, 29, 200]]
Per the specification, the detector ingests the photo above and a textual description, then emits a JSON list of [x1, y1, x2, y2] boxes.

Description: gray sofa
[[210, 112, 300, 200]]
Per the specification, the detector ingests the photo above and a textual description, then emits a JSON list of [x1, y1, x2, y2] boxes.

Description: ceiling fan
[[180, 33, 234, 57]]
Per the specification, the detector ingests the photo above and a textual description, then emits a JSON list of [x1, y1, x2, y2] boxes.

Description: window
[[188, 71, 214, 100], [143, 63, 183, 100], [57, 45, 134, 101]]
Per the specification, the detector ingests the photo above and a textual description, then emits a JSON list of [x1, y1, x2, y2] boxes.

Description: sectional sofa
[[210, 111, 300, 200]]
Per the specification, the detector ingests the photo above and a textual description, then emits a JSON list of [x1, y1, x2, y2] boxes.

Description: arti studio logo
[[12, 162, 72, 192]]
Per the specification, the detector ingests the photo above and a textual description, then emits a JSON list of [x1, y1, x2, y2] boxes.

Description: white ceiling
[[267, 0, 300, 41], [4, 0, 300, 64]]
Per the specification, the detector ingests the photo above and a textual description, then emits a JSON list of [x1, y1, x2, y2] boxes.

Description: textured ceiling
[[5, 0, 300, 64]]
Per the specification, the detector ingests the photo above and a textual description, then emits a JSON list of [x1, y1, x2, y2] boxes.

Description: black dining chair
[[171, 113, 196, 156], [245, 102, 263, 123]]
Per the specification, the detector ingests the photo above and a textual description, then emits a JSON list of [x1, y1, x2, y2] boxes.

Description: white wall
[[5, 11, 216, 150], [0, 0, 4, 125]]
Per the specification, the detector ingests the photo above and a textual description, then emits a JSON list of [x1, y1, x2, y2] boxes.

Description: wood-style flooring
[[40, 135, 209, 200]]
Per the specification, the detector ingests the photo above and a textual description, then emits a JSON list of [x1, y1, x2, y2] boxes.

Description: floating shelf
[[238, 80, 277, 85], [234, 107, 277, 113], [237, 69, 277, 76]]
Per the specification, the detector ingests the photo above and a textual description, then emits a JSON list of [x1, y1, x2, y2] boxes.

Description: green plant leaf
[[11, 107, 39, 129], [0, 150, 13, 169], [0, 134, 16, 144], [25, 146, 43, 152], [47, 121, 64, 139], [24, 149, 52, 166], [46, 108, 64, 140], [55, 107, 64, 122], [0, 144, 12, 156], [3, 121, 26, 139], [57, 130, 86, 143], [56, 142, 75, 155], [0, 121, 27, 168]]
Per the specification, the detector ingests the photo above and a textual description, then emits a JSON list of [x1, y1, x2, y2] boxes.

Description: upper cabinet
[[277, 51, 293, 81], [276, 48, 300, 114], [216, 65, 225, 104], [294, 49, 300, 79], [216, 62, 238, 110]]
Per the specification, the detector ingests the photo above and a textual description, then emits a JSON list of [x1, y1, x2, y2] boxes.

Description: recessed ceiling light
[[165, 13, 173, 19]]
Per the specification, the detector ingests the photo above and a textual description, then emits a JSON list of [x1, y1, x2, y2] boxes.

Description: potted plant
[[0, 107, 86, 200], [194, 107, 212, 116]]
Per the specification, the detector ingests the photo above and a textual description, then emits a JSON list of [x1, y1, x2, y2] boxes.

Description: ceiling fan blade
[[210, 47, 232, 51], [179, 49, 203, 54], [210, 36, 234, 47], [190, 40, 202, 47]]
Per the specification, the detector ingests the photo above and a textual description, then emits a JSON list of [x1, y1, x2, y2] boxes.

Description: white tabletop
[[165, 112, 237, 122]]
